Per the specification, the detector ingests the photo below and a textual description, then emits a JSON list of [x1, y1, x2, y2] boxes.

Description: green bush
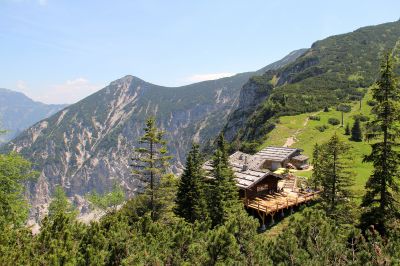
[[309, 115, 321, 121], [315, 124, 329, 132], [337, 104, 352, 113], [353, 114, 370, 122], [328, 118, 340, 125]]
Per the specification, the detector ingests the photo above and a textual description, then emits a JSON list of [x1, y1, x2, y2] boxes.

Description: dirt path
[[283, 111, 320, 147], [283, 136, 296, 147]]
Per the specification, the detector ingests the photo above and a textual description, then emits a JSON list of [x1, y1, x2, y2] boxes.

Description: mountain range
[[2, 49, 306, 219], [0, 88, 66, 143], [4, 20, 400, 220]]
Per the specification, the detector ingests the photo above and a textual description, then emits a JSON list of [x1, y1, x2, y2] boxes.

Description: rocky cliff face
[[2, 50, 304, 220], [0, 88, 66, 143]]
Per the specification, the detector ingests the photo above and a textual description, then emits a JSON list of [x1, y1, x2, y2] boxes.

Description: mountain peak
[[110, 75, 147, 86]]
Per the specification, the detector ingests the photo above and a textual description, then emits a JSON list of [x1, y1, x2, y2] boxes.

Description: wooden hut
[[203, 151, 283, 199]]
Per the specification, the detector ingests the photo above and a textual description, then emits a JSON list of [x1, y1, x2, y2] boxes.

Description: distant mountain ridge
[[0, 88, 67, 143], [2, 49, 305, 220]]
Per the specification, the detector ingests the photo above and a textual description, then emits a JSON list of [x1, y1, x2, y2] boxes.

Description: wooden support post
[[260, 212, 266, 231], [270, 213, 275, 226], [245, 189, 248, 207]]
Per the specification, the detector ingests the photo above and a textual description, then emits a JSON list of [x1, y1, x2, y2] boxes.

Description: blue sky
[[1, 0, 400, 104]]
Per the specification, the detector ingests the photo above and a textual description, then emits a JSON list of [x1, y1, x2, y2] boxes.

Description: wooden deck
[[243, 190, 320, 227]]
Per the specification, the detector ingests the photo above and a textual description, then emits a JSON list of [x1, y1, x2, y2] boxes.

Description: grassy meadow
[[261, 89, 374, 199]]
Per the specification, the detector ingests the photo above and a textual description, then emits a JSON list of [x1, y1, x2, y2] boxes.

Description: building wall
[[263, 160, 282, 171], [245, 176, 280, 198], [290, 159, 309, 169]]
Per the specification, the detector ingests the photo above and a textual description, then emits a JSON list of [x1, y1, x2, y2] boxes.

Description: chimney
[[242, 156, 249, 171]]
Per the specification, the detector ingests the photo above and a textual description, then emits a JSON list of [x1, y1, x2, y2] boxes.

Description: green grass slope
[[261, 89, 374, 198]]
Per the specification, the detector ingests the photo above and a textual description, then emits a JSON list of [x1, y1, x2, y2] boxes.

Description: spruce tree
[[131, 117, 172, 221], [48, 186, 77, 218], [175, 143, 208, 223], [313, 134, 355, 218], [208, 135, 240, 227], [345, 123, 351, 135], [362, 52, 400, 233], [310, 143, 322, 190], [351, 119, 362, 141], [86, 184, 125, 214]]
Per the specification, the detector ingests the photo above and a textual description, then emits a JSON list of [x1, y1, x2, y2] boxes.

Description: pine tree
[[48, 186, 77, 218], [175, 143, 208, 223], [0, 152, 37, 228], [310, 143, 322, 190], [345, 123, 351, 135], [208, 135, 240, 227], [131, 117, 172, 221], [362, 52, 400, 234], [351, 119, 362, 141], [86, 184, 125, 214], [313, 134, 355, 218]]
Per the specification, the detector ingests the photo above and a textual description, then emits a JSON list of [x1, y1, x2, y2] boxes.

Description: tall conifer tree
[[175, 143, 208, 223], [131, 117, 172, 221], [313, 134, 355, 218], [351, 119, 362, 142], [362, 52, 400, 233], [208, 135, 240, 227], [310, 143, 322, 190], [345, 123, 351, 135]]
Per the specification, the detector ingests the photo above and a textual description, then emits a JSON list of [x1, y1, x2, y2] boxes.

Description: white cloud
[[184, 72, 236, 83], [16, 80, 29, 92], [38, 0, 47, 5], [35, 78, 102, 104]]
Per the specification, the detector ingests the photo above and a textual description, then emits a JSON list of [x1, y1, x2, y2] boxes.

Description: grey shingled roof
[[229, 151, 265, 170], [291, 154, 309, 161], [202, 151, 282, 189], [255, 146, 299, 162]]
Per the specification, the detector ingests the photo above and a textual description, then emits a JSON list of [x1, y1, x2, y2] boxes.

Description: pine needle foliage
[[208, 135, 240, 227], [175, 143, 209, 223], [312, 134, 355, 220], [351, 119, 362, 141], [362, 52, 400, 234], [131, 117, 172, 221]]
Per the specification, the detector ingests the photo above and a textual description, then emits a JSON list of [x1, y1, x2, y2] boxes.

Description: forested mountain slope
[[223, 20, 400, 149]]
